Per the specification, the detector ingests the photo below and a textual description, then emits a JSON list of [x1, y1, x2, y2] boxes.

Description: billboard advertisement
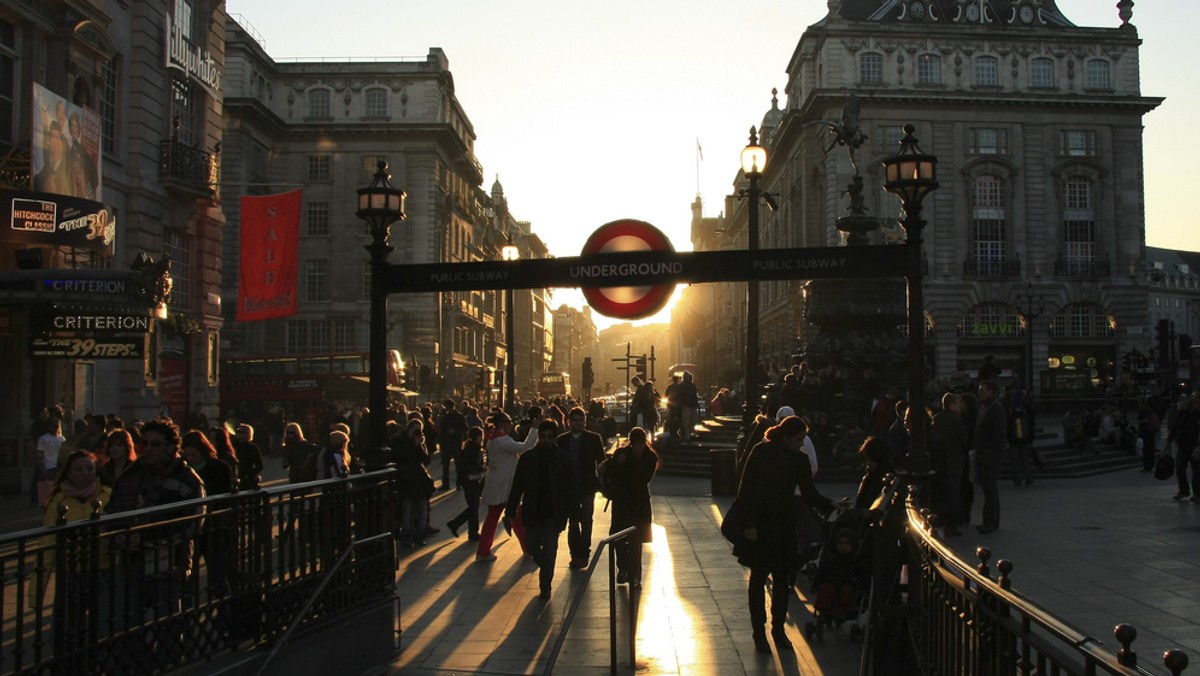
[[31, 83, 102, 200], [0, 189, 115, 253]]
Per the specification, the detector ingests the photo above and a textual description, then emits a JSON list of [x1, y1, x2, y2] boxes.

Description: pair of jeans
[[1009, 443, 1033, 483], [567, 492, 595, 562], [523, 517, 561, 593], [476, 503, 526, 557], [448, 480, 482, 537], [976, 449, 1002, 529], [399, 498, 428, 545], [1176, 444, 1200, 496], [748, 565, 791, 630]]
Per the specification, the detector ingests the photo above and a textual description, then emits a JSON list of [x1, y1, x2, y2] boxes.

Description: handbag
[[720, 498, 746, 546], [1154, 452, 1175, 481]]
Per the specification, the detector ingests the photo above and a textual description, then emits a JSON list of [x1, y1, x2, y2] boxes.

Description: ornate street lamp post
[[740, 127, 767, 433], [882, 124, 939, 477], [357, 161, 406, 471], [502, 237, 519, 414]]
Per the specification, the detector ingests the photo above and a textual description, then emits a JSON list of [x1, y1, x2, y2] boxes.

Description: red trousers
[[477, 503, 527, 557]]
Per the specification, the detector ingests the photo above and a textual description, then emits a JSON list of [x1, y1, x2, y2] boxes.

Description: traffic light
[[478, 368, 490, 389], [582, 356, 594, 391], [634, 355, 648, 380], [1156, 319, 1171, 366]]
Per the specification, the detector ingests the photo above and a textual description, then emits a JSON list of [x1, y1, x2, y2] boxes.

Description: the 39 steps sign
[[31, 337, 145, 359]]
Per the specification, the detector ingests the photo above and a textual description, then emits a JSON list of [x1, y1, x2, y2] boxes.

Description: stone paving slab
[[371, 467, 1200, 676]]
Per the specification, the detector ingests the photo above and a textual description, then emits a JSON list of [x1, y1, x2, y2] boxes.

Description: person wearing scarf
[[475, 412, 540, 562], [44, 450, 110, 525], [32, 450, 112, 606]]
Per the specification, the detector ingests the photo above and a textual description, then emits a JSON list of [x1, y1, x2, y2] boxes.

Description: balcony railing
[[158, 139, 219, 196], [964, 257, 1021, 278], [1054, 257, 1111, 278]]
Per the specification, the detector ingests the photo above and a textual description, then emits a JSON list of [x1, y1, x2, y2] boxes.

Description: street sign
[[386, 244, 905, 293], [579, 219, 676, 320]]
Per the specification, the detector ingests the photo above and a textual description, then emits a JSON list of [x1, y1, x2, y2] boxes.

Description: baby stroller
[[803, 510, 870, 642]]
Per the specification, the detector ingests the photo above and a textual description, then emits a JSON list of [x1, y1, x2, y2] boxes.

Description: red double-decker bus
[[220, 351, 408, 429]]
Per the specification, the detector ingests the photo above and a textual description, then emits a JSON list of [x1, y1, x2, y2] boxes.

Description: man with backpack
[[1007, 388, 1036, 486]]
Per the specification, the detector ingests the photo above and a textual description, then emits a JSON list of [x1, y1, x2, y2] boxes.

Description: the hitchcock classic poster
[[237, 190, 302, 322]]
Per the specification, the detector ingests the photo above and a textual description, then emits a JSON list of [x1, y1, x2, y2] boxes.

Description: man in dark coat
[[437, 400, 468, 491], [556, 407, 607, 569], [932, 392, 968, 536], [507, 420, 576, 599], [974, 381, 1008, 533]]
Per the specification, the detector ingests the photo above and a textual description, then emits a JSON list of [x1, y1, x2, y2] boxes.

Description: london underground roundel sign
[[580, 219, 675, 320]]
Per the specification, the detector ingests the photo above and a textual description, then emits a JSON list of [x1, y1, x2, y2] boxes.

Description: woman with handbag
[[735, 415, 847, 654]]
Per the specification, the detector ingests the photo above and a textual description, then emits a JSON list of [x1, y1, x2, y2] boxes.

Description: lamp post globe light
[[357, 160, 406, 471], [502, 237, 519, 414], [881, 124, 939, 477], [740, 127, 766, 433]]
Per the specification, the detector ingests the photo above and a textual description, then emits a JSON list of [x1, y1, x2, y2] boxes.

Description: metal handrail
[[254, 531, 395, 676], [543, 526, 639, 676], [899, 492, 1191, 675]]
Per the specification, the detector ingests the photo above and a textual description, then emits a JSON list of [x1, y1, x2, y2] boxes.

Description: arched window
[[308, 88, 331, 118], [1062, 177, 1095, 272], [860, 52, 883, 83], [957, 303, 1023, 339], [972, 176, 1007, 274], [1049, 303, 1114, 339], [974, 56, 999, 86], [1030, 57, 1055, 88], [365, 88, 388, 117], [917, 54, 942, 84], [1085, 59, 1111, 90]]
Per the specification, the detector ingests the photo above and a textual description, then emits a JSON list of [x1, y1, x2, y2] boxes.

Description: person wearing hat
[[475, 410, 541, 562]]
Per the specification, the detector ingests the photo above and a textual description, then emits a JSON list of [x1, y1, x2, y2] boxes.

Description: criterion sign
[[579, 219, 675, 320]]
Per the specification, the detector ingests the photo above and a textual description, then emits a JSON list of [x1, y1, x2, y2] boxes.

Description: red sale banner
[[237, 190, 302, 322]]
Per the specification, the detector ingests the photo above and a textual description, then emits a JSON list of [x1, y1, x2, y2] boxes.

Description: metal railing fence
[[0, 470, 397, 675], [862, 477, 1191, 675], [543, 526, 639, 676]]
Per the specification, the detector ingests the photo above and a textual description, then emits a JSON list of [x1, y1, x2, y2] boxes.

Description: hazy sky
[[229, 1, 1197, 327]]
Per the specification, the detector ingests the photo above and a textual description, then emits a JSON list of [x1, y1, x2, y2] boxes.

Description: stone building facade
[[222, 18, 551, 418], [725, 0, 1160, 400], [0, 0, 226, 466]]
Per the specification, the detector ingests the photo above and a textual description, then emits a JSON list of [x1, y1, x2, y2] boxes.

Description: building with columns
[[725, 0, 1159, 400]]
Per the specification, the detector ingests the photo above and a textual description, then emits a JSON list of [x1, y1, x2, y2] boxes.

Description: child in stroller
[[804, 519, 869, 642]]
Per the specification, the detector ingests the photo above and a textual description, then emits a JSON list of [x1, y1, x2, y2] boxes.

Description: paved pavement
[[4, 454, 1196, 674], [374, 467, 1200, 676]]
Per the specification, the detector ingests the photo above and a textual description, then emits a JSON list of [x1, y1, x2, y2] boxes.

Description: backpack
[[1008, 410, 1033, 445], [597, 456, 616, 500]]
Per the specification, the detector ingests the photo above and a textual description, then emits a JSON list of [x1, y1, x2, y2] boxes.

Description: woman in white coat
[[475, 411, 540, 562]]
